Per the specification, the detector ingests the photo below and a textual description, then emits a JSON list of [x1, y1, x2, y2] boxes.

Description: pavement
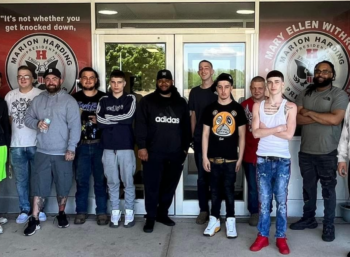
[[0, 215, 349, 257]]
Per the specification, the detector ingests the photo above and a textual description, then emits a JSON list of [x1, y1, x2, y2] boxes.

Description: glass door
[[97, 35, 175, 215], [174, 33, 255, 216]]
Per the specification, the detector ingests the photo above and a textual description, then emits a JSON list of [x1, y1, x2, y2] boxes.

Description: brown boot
[[196, 211, 209, 224]]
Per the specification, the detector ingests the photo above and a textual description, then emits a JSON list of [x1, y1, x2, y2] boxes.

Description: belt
[[80, 139, 100, 145], [257, 156, 283, 161], [209, 158, 236, 164]]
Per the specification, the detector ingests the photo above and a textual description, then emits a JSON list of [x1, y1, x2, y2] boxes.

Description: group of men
[[0, 59, 349, 255]]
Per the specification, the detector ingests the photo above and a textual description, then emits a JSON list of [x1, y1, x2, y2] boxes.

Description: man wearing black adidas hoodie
[[135, 69, 191, 233]]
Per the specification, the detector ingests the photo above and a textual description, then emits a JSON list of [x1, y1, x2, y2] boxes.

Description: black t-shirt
[[188, 85, 217, 144], [73, 90, 106, 140], [202, 100, 247, 160]]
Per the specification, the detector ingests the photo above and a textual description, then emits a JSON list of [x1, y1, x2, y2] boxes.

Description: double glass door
[[97, 33, 254, 216]]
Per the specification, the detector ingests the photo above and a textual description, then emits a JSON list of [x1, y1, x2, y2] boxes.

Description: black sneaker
[[322, 224, 335, 242], [143, 219, 155, 233], [289, 217, 318, 230], [24, 217, 40, 236], [56, 212, 69, 228], [156, 216, 175, 226]]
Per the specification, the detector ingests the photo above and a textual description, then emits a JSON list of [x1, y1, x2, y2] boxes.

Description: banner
[[0, 3, 91, 97], [259, 2, 350, 101]]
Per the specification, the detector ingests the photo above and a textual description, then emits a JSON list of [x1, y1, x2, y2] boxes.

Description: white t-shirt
[[5, 87, 43, 147]]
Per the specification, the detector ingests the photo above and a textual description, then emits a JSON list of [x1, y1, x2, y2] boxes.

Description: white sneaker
[[0, 225, 3, 234], [16, 212, 30, 224], [0, 217, 8, 225], [226, 217, 237, 238], [124, 209, 135, 228], [110, 210, 121, 228], [39, 212, 47, 222], [203, 216, 221, 237]]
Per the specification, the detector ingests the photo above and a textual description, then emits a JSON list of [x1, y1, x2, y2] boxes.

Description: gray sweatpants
[[102, 149, 136, 210]]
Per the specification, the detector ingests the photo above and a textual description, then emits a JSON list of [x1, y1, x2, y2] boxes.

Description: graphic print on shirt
[[11, 98, 32, 129], [244, 105, 253, 132], [155, 106, 180, 124], [78, 101, 99, 140], [212, 110, 236, 137]]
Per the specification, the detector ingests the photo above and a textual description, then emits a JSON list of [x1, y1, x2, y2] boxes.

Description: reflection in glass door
[[175, 34, 253, 216], [97, 35, 174, 214]]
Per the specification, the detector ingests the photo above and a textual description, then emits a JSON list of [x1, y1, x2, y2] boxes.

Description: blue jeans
[[298, 150, 337, 225], [210, 161, 236, 219], [10, 147, 36, 213], [74, 143, 107, 214], [243, 162, 259, 214], [194, 143, 210, 212], [257, 156, 291, 238]]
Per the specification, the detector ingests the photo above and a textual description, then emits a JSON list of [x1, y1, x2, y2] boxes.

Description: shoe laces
[[207, 217, 218, 228], [227, 220, 234, 232], [324, 226, 334, 235]]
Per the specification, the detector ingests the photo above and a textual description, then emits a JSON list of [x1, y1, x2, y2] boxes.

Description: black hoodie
[[135, 87, 191, 155]]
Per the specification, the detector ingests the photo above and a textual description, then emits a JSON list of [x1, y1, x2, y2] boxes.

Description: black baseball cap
[[43, 68, 61, 79], [216, 73, 233, 86], [157, 69, 173, 80]]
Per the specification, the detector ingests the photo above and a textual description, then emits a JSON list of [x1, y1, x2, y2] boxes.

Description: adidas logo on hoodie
[[155, 116, 180, 124]]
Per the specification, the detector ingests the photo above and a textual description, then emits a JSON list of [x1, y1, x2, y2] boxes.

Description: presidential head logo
[[6, 33, 78, 93], [274, 32, 349, 101]]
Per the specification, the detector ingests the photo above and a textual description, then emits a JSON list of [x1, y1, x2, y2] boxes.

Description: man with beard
[[72, 67, 108, 225], [135, 69, 191, 233], [24, 68, 81, 236], [188, 60, 217, 224], [290, 61, 348, 242]]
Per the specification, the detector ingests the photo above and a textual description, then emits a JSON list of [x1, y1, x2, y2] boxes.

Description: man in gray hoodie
[[23, 68, 81, 236]]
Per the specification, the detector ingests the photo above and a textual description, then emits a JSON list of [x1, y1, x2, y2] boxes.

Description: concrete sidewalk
[[0, 216, 349, 257]]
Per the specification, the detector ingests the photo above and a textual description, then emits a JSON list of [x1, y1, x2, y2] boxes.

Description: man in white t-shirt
[[5, 66, 44, 224]]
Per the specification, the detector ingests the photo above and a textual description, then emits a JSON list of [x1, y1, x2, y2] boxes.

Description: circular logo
[[6, 33, 78, 93], [274, 32, 349, 101]]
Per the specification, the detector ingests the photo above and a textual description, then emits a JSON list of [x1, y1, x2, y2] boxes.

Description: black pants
[[298, 150, 337, 225], [142, 152, 184, 219], [194, 142, 210, 212], [210, 161, 237, 219]]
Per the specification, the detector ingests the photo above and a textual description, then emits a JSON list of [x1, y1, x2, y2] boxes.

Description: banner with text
[[0, 3, 91, 97], [259, 3, 350, 101]]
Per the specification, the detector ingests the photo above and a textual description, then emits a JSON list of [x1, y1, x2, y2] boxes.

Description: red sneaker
[[250, 235, 269, 251], [276, 237, 290, 255]]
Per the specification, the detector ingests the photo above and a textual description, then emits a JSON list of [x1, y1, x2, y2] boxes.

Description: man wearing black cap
[[135, 69, 191, 233], [202, 73, 247, 238], [23, 68, 81, 236]]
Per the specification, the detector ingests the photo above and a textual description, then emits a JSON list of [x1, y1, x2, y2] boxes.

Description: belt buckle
[[214, 157, 224, 164]]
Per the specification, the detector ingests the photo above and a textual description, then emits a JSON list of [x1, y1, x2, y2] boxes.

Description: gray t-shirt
[[295, 86, 349, 154]]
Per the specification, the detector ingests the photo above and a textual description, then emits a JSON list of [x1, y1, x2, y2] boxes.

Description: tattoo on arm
[[284, 104, 293, 115]]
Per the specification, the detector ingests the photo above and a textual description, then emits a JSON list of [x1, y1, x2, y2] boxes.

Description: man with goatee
[[290, 61, 348, 242]]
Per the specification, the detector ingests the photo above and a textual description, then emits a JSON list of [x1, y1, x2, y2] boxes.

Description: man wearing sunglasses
[[5, 66, 44, 224], [290, 61, 348, 242]]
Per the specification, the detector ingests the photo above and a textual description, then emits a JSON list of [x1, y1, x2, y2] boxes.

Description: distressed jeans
[[298, 150, 337, 225], [10, 147, 36, 213], [257, 156, 291, 238]]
